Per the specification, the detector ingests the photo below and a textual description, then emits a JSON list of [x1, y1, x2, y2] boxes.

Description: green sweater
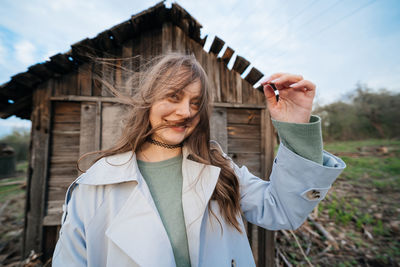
[[137, 156, 191, 267], [137, 115, 324, 266]]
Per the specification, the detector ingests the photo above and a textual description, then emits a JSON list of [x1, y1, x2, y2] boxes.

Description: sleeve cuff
[[271, 115, 323, 164]]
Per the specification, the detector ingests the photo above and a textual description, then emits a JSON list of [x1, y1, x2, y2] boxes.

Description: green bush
[[0, 129, 30, 161], [314, 85, 400, 141]]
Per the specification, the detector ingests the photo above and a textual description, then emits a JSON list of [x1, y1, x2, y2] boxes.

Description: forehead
[[179, 80, 202, 97]]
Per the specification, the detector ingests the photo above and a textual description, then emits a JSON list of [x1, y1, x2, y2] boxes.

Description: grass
[[324, 139, 400, 192], [0, 161, 27, 202], [324, 139, 400, 153], [314, 139, 400, 265]]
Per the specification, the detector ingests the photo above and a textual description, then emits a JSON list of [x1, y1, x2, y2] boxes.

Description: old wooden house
[[0, 2, 276, 266]]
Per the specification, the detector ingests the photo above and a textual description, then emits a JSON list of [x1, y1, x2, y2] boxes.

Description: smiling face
[[149, 80, 202, 145]]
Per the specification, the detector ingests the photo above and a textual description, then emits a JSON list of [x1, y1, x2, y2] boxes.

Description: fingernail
[[261, 76, 271, 85], [271, 78, 280, 83], [289, 82, 299, 88]]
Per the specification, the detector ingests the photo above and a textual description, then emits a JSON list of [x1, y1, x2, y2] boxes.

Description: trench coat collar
[[79, 146, 221, 267]]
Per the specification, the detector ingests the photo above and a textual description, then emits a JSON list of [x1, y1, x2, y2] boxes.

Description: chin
[[157, 132, 186, 145]]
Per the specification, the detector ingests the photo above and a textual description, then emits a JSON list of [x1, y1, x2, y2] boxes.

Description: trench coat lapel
[[97, 148, 220, 267], [182, 147, 221, 267], [104, 155, 176, 267]]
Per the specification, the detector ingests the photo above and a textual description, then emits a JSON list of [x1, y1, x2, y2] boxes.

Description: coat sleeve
[[52, 177, 87, 266], [237, 143, 346, 230]]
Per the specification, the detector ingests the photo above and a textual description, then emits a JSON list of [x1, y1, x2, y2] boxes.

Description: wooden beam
[[210, 107, 228, 152], [232, 55, 250, 75], [49, 53, 76, 73], [23, 80, 52, 258], [70, 38, 97, 63], [221, 47, 234, 65], [212, 102, 266, 109], [11, 72, 42, 88], [28, 63, 54, 81], [0, 95, 32, 119], [261, 108, 276, 267], [245, 67, 264, 86], [50, 95, 122, 103], [109, 20, 135, 46], [93, 31, 116, 53], [209, 36, 225, 55]]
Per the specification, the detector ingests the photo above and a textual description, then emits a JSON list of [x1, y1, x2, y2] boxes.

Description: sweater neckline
[[137, 154, 183, 168]]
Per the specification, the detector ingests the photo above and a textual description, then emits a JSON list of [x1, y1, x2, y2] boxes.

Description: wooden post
[[261, 108, 276, 267], [23, 81, 52, 258]]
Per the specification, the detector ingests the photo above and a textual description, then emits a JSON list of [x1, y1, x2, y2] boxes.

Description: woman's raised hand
[[261, 73, 316, 124]]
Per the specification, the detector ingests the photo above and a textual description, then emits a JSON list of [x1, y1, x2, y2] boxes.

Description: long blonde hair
[[80, 53, 242, 232]]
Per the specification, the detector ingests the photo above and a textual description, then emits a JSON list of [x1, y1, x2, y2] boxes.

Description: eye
[[190, 101, 200, 108], [167, 93, 180, 102]]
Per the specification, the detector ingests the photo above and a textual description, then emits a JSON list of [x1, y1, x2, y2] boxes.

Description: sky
[[0, 0, 399, 137]]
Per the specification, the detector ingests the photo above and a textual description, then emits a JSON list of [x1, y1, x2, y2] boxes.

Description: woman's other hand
[[261, 73, 316, 123]]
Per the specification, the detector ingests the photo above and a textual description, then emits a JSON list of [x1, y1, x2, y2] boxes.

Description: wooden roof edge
[[206, 35, 265, 89]]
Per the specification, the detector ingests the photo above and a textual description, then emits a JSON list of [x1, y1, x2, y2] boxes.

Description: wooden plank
[[28, 63, 54, 81], [207, 53, 221, 102], [79, 102, 98, 172], [23, 80, 52, 258], [262, 108, 277, 267], [48, 53, 75, 74], [121, 39, 134, 96], [109, 19, 135, 46], [52, 102, 81, 122], [219, 61, 230, 102], [242, 79, 262, 105], [227, 124, 260, 139], [251, 220, 259, 265], [161, 23, 173, 54], [101, 55, 115, 97], [209, 36, 225, 55], [48, 177, 77, 188], [11, 72, 42, 88], [245, 67, 264, 86], [228, 153, 260, 176], [151, 26, 163, 57], [232, 55, 250, 75], [52, 122, 80, 132], [47, 186, 69, 202], [228, 139, 261, 153], [227, 108, 261, 125], [172, 24, 186, 53], [210, 107, 228, 153], [221, 47, 234, 65], [92, 61, 103, 96], [101, 103, 127, 150], [43, 211, 63, 226], [78, 63, 92, 96], [234, 72, 243, 104]]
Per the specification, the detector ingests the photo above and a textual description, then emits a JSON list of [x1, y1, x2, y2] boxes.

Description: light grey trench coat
[[52, 143, 345, 267]]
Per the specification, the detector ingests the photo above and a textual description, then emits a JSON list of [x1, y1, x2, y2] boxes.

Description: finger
[[260, 72, 286, 85], [268, 73, 304, 89], [289, 79, 316, 92], [263, 84, 278, 106]]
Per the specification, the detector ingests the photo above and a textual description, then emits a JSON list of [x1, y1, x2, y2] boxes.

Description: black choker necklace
[[147, 138, 183, 149]]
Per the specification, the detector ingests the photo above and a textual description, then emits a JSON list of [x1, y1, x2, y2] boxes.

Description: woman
[[52, 54, 345, 267]]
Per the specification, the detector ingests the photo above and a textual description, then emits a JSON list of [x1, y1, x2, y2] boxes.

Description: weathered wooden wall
[[24, 22, 276, 266]]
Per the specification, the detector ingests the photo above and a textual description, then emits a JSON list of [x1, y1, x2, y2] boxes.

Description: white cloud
[[15, 40, 37, 65], [0, 40, 6, 65]]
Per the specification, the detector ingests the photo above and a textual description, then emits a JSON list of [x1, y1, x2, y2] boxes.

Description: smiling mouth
[[164, 119, 190, 128]]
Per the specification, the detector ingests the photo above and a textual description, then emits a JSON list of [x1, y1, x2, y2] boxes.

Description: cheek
[[149, 102, 173, 125]]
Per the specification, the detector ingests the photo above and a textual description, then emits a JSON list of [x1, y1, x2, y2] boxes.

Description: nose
[[175, 100, 191, 118]]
